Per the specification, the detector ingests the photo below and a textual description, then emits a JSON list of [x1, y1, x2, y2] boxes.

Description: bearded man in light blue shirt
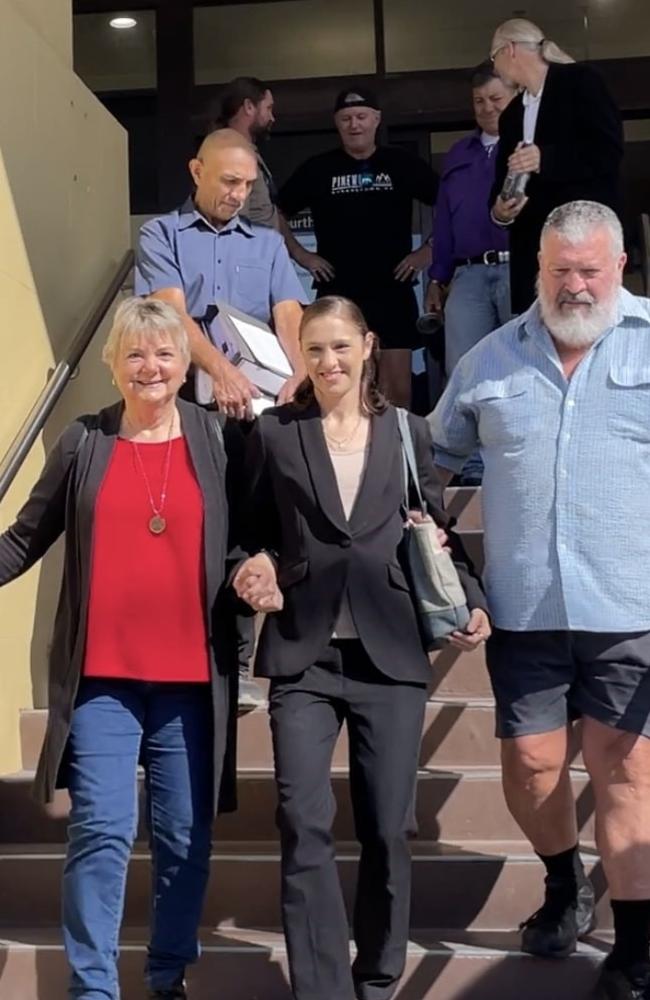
[[430, 201, 650, 1000]]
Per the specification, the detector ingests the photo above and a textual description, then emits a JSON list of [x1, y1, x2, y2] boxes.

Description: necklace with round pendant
[[125, 411, 175, 535]]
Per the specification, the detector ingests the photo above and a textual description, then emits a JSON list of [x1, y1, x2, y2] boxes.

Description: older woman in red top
[[0, 297, 237, 1000]]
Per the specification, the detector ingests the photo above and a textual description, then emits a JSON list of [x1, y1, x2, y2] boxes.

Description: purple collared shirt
[[429, 132, 509, 285]]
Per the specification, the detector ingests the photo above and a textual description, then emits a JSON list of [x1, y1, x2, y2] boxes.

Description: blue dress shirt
[[429, 289, 650, 632], [135, 198, 306, 354]]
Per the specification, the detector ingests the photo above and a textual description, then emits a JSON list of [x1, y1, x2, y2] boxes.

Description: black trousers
[[269, 640, 427, 1000]]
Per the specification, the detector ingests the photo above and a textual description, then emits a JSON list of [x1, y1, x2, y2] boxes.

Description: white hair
[[542, 200, 624, 256], [492, 18, 574, 65], [102, 296, 191, 368]]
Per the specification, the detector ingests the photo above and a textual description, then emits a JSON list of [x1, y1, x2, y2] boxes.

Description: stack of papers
[[195, 302, 295, 410]]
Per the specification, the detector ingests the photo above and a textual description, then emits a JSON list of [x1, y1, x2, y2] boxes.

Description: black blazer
[[242, 403, 486, 683], [491, 61, 623, 313], [0, 400, 238, 813]]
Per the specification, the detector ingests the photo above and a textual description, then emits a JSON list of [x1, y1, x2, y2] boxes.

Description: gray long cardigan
[[0, 399, 237, 813]]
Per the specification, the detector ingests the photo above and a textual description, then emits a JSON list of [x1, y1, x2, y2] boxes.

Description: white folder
[[195, 302, 293, 407]]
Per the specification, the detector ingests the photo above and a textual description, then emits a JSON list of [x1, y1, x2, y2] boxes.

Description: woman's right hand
[[233, 554, 284, 612], [407, 511, 450, 553], [447, 608, 492, 651]]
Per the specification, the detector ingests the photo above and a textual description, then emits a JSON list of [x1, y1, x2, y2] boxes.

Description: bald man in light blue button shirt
[[135, 128, 308, 420]]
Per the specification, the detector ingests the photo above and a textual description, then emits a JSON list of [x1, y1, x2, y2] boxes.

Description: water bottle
[[500, 141, 531, 202]]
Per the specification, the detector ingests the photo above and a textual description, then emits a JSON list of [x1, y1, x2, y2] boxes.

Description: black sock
[[608, 900, 650, 970], [536, 844, 584, 887]]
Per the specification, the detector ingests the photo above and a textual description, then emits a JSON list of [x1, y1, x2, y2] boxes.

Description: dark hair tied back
[[215, 76, 269, 127], [292, 296, 388, 415]]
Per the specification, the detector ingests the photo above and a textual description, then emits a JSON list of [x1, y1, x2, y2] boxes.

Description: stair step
[[0, 841, 608, 930], [429, 644, 494, 698], [19, 697, 515, 772], [15, 648, 514, 774], [221, 765, 595, 843], [0, 926, 610, 1000], [18, 648, 496, 774], [0, 765, 596, 845], [19, 689, 586, 774], [455, 529, 484, 573], [444, 486, 483, 531]]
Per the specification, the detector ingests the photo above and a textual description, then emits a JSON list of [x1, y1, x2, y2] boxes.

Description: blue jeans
[[445, 262, 511, 481], [63, 679, 214, 999], [444, 262, 511, 375]]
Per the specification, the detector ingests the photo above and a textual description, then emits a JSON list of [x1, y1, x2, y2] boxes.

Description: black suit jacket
[[242, 403, 486, 682], [491, 62, 623, 313]]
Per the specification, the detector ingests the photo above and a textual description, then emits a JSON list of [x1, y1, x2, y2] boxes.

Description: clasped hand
[[233, 553, 284, 612]]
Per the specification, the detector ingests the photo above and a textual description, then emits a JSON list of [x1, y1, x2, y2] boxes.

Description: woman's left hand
[[447, 608, 492, 651], [233, 554, 284, 613]]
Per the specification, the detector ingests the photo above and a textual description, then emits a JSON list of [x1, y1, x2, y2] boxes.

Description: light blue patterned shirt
[[429, 289, 650, 632]]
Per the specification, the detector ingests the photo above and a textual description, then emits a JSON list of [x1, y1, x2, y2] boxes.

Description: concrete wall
[[7, 0, 73, 66], [0, 0, 129, 773]]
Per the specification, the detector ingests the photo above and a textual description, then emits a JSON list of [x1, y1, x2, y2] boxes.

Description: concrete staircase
[[0, 489, 610, 998]]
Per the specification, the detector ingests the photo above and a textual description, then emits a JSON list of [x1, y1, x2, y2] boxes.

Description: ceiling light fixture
[[109, 16, 137, 29]]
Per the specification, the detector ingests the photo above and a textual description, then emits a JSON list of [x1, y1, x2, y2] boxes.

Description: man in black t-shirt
[[277, 87, 438, 357]]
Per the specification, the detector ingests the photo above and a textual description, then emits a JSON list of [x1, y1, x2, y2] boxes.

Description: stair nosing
[[0, 929, 612, 959], [2, 764, 589, 782], [0, 844, 600, 863]]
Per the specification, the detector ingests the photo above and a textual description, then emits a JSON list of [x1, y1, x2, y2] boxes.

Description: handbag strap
[[396, 408, 427, 517]]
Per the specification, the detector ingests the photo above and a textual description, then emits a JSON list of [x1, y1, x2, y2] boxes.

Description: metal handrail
[[0, 249, 134, 504]]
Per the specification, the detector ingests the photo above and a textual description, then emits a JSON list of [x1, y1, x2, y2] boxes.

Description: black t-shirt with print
[[277, 145, 438, 291]]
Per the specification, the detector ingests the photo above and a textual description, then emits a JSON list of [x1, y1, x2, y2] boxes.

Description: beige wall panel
[[0, 154, 53, 452], [0, 0, 129, 773], [194, 0, 376, 83], [384, 0, 650, 72], [8, 0, 73, 67]]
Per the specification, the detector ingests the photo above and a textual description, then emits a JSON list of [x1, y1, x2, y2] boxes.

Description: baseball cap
[[333, 86, 380, 114]]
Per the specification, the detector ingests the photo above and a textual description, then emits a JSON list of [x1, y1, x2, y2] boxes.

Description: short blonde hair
[[102, 296, 191, 368], [492, 18, 574, 65]]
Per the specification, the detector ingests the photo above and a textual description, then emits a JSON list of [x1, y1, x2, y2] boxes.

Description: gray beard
[[538, 287, 618, 349]]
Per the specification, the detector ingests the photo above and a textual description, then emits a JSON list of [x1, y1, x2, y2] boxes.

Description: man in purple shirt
[[427, 64, 516, 367], [425, 62, 516, 483]]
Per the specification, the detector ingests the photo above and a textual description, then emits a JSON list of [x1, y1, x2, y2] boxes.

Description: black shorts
[[486, 628, 650, 739]]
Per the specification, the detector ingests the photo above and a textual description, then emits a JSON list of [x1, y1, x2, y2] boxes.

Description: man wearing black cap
[[277, 87, 438, 398]]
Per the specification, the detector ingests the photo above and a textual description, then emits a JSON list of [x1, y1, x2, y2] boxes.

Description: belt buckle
[[482, 249, 498, 266]]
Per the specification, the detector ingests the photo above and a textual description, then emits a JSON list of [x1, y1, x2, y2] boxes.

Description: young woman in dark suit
[[234, 296, 490, 1000]]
